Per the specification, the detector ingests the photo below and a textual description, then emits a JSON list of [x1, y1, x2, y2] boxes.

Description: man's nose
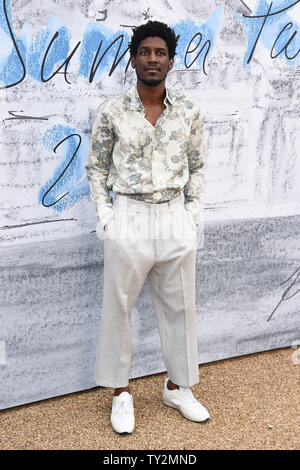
[[147, 52, 158, 62]]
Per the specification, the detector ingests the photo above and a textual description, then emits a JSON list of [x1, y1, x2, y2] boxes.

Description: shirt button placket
[[152, 128, 157, 187]]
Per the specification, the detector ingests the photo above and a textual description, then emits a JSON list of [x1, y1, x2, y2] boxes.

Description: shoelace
[[179, 387, 199, 404], [112, 397, 133, 415]]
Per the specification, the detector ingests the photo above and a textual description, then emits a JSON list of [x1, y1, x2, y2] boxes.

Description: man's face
[[130, 36, 174, 87]]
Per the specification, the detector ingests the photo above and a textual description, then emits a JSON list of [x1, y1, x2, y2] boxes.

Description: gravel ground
[[0, 347, 299, 450]]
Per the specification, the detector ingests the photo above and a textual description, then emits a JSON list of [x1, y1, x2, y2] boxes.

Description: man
[[85, 20, 209, 434]]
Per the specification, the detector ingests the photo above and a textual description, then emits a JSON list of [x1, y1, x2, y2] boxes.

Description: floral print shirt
[[85, 84, 205, 230]]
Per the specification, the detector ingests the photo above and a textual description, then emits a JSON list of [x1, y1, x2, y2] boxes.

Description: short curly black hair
[[128, 20, 178, 59]]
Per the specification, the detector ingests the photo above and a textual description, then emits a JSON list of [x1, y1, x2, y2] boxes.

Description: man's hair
[[128, 20, 178, 59]]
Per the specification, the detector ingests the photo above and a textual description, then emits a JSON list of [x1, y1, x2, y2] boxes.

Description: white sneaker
[[162, 378, 210, 422], [110, 391, 135, 434]]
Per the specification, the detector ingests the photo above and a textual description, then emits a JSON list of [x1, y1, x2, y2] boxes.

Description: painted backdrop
[[0, 0, 299, 409]]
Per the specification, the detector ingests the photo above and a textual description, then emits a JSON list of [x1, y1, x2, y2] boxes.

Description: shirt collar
[[126, 84, 175, 111]]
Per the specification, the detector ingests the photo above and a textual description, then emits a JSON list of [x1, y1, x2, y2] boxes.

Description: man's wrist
[[98, 206, 115, 231], [184, 204, 196, 223]]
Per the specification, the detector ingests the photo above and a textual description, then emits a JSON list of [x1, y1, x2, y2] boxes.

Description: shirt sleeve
[[85, 102, 115, 230], [183, 104, 205, 226]]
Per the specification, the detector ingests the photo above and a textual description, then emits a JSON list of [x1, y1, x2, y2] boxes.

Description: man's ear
[[130, 56, 136, 69], [168, 58, 174, 71]]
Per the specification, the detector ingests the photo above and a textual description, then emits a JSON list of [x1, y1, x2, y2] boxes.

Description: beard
[[136, 69, 168, 87]]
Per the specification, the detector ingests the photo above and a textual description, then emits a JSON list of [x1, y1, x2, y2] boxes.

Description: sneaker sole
[[111, 425, 134, 435], [113, 430, 134, 435], [162, 398, 210, 422], [111, 418, 135, 434]]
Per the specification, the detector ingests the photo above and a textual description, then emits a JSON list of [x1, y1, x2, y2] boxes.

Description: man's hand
[[96, 221, 105, 240]]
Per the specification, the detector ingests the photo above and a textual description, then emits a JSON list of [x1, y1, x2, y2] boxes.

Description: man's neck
[[136, 80, 166, 107]]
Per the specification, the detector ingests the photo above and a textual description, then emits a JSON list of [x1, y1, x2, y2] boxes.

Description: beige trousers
[[94, 193, 200, 388]]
